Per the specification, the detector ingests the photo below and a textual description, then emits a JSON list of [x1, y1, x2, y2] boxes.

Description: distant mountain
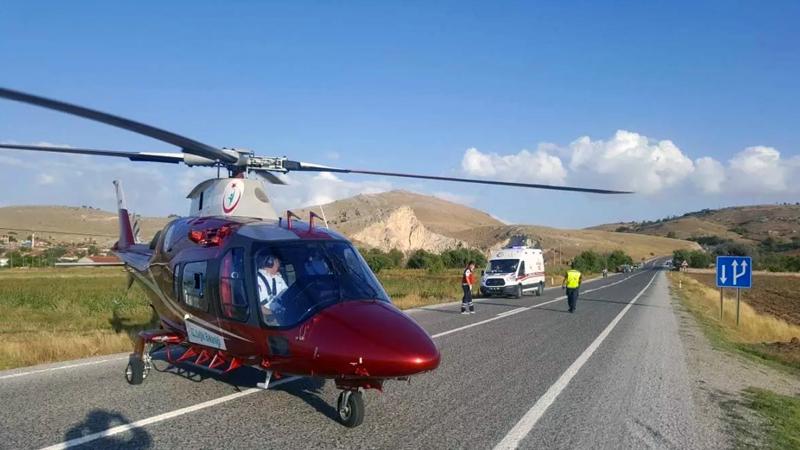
[[590, 204, 800, 251], [296, 190, 699, 260], [0, 205, 169, 246], [0, 193, 704, 260]]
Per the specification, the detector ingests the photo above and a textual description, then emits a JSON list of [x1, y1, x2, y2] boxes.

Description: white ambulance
[[480, 246, 546, 298]]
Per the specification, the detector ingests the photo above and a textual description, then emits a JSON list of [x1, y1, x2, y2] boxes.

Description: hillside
[[0, 193, 703, 260], [591, 204, 800, 248], [296, 190, 699, 258], [452, 224, 700, 262], [0, 206, 169, 246]]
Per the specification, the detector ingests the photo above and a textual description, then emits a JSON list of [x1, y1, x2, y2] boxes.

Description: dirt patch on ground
[[685, 272, 800, 327], [752, 337, 800, 368]]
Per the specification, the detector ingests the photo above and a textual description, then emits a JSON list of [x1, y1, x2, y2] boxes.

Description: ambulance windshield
[[487, 259, 519, 274]]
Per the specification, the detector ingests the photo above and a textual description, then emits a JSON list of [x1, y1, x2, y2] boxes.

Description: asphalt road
[[0, 261, 715, 449]]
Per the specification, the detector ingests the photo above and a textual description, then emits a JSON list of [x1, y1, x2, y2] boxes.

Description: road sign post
[[716, 256, 752, 326], [736, 288, 741, 326]]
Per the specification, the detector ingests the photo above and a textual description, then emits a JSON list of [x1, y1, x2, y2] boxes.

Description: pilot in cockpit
[[257, 254, 289, 321]]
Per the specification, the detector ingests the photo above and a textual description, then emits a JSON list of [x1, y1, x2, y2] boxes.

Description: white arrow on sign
[[719, 264, 727, 284], [733, 259, 747, 286]]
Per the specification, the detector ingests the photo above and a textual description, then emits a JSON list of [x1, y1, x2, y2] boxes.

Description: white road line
[[492, 271, 659, 450], [0, 356, 127, 381], [496, 307, 528, 317], [39, 376, 302, 450]]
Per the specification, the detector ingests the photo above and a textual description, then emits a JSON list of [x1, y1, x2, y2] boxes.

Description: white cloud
[[692, 157, 726, 193], [269, 172, 392, 212], [460, 130, 798, 198], [461, 147, 567, 185], [727, 146, 788, 193], [567, 130, 695, 194], [36, 173, 56, 185]]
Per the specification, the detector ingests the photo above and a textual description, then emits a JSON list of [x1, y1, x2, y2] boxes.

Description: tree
[[387, 249, 404, 268], [666, 231, 677, 239], [688, 251, 712, 268], [406, 250, 444, 269], [571, 251, 605, 273], [359, 248, 401, 273], [605, 250, 633, 269]]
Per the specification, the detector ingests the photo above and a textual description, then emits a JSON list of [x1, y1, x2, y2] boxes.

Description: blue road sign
[[716, 256, 752, 289]]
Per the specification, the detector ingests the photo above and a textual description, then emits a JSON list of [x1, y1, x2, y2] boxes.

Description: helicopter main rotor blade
[[250, 169, 288, 185], [285, 161, 632, 194], [0, 143, 219, 165], [0, 87, 238, 164]]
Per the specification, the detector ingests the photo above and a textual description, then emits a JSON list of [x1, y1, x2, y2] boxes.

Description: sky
[[1, 1, 798, 228]]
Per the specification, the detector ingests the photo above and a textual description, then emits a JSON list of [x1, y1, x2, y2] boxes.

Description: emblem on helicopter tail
[[222, 180, 243, 214]]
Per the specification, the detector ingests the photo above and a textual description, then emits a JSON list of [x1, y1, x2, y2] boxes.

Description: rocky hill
[[295, 190, 699, 259]]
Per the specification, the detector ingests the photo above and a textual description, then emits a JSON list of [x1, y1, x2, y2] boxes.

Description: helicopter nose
[[308, 301, 440, 378]]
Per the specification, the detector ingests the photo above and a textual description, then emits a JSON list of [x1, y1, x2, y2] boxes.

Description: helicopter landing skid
[[256, 370, 272, 389]]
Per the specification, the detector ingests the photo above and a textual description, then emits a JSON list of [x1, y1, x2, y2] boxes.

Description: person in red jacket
[[461, 261, 476, 315]]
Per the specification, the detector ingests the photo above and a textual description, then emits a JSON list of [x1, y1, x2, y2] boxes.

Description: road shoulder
[[670, 278, 800, 448]]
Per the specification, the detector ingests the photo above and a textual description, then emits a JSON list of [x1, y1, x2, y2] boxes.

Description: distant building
[[77, 255, 121, 264], [0, 258, 8, 268]]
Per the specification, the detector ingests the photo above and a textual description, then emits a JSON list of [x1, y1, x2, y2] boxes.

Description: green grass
[[742, 388, 800, 450]]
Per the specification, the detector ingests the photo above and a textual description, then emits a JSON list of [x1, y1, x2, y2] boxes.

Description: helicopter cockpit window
[[253, 241, 389, 328], [220, 248, 248, 322], [182, 261, 208, 311]]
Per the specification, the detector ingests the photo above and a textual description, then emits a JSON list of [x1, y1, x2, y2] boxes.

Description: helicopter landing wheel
[[336, 390, 365, 428], [125, 356, 148, 385]]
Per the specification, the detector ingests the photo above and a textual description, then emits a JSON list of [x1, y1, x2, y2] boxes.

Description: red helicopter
[[0, 88, 629, 427]]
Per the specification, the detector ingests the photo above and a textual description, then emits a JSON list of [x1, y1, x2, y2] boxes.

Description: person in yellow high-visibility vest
[[562, 264, 582, 313]]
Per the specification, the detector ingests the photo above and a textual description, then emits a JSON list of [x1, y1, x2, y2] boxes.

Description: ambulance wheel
[[514, 284, 523, 299], [536, 282, 544, 296], [125, 358, 145, 385], [337, 391, 365, 427]]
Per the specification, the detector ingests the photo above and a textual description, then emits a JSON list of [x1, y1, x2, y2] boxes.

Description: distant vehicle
[[480, 246, 545, 298], [617, 264, 632, 273]]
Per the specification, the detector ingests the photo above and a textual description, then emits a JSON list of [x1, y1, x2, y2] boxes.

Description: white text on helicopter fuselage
[[186, 321, 227, 350]]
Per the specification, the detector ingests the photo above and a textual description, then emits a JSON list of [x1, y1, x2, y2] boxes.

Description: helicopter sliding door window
[[220, 248, 248, 321], [182, 261, 208, 311]]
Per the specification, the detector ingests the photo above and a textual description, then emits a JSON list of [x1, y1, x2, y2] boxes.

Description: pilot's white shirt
[[257, 269, 288, 307]]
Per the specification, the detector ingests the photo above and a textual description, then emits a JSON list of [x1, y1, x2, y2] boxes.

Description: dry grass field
[[0, 268, 155, 370], [670, 272, 800, 370]]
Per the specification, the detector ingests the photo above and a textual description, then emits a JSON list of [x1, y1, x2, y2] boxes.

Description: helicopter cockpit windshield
[[253, 241, 390, 327]]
